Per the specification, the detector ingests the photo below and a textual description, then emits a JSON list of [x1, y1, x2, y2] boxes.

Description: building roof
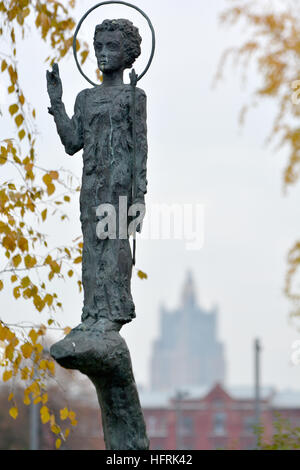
[[138, 384, 284, 408], [271, 389, 300, 409], [226, 385, 275, 401]]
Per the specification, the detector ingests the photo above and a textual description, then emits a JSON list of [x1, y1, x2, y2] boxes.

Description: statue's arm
[[46, 63, 84, 156], [134, 89, 148, 204]]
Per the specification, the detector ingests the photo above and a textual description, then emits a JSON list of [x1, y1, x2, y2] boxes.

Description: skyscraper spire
[[150, 269, 225, 391], [181, 269, 197, 309]]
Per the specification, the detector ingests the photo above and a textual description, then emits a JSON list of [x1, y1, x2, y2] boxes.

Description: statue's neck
[[101, 69, 124, 87]]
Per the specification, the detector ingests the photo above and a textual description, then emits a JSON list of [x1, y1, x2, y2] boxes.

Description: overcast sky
[[1, 0, 300, 393]]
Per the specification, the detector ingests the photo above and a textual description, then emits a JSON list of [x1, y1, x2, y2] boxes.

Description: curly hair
[[94, 19, 142, 69]]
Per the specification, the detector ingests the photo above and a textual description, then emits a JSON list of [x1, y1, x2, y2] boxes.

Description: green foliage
[[255, 415, 300, 450]]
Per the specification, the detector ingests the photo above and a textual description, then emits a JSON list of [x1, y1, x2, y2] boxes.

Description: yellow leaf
[[42, 174, 52, 186], [41, 393, 48, 404], [51, 423, 60, 435], [137, 270, 148, 280], [50, 414, 56, 427], [24, 254, 37, 269], [15, 114, 24, 127], [5, 344, 14, 361], [43, 294, 53, 308], [21, 366, 29, 380], [13, 286, 20, 299], [38, 324, 47, 336], [34, 343, 43, 355], [8, 393, 14, 402], [40, 405, 50, 424], [18, 237, 28, 252], [47, 182, 55, 196], [49, 171, 59, 180], [41, 209, 47, 221], [55, 438, 62, 449], [4, 327, 14, 343], [39, 359, 47, 370], [48, 318, 54, 326], [1, 59, 7, 72], [12, 254, 22, 268], [29, 329, 38, 344], [13, 353, 21, 369], [64, 327, 71, 335], [0, 280, 3, 291], [18, 129, 25, 140], [9, 406, 18, 419], [28, 380, 40, 398], [0, 146, 7, 165], [60, 407, 69, 420], [9, 104, 19, 116], [74, 256, 82, 264], [67, 270, 73, 277], [21, 342, 33, 359], [3, 370, 13, 382], [68, 410, 76, 421], [80, 50, 89, 65], [47, 360, 55, 375], [23, 394, 31, 405], [3, 232, 16, 251], [33, 295, 45, 312]]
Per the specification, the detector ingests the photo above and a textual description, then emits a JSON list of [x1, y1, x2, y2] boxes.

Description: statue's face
[[94, 30, 125, 73]]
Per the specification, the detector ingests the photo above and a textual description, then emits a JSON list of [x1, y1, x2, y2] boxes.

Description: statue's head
[[93, 19, 142, 73]]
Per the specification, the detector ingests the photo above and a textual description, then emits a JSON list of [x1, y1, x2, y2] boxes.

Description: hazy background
[[1, 0, 300, 392]]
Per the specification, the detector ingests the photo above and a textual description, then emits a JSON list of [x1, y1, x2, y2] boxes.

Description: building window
[[213, 412, 226, 436], [178, 415, 194, 436], [213, 398, 224, 409], [147, 416, 157, 436], [146, 415, 167, 438], [243, 415, 256, 435]]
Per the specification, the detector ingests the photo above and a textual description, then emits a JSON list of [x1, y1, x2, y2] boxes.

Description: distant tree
[[256, 415, 300, 450], [0, 367, 99, 450], [216, 0, 300, 322]]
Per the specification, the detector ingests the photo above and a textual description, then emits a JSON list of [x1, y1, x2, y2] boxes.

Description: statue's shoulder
[[74, 88, 92, 108], [120, 85, 146, 98], [135, 87, 146, 99], [76, 87, 94, 100]]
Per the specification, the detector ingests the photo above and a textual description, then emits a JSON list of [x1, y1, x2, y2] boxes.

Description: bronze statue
[[46, 17, 150, 450]]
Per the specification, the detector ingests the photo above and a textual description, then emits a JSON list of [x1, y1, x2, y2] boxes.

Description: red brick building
[[54, 381, 300, 450], [140, 384, 275, 450], [1, 379, 296, 450]]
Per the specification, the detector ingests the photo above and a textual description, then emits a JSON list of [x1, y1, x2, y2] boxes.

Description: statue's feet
[[50, 317, 129, 376]]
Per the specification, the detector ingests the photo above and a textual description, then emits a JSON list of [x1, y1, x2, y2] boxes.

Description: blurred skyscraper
[[150, 271, 226, 391]]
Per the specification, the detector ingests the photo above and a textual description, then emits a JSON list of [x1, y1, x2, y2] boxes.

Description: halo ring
[[72, 1, 156, 86]]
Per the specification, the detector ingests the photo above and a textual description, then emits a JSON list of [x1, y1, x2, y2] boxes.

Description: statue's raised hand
[[46, 63, 63, 103]]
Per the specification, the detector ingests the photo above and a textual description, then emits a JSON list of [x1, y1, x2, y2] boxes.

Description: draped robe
[[50, 84, 148, 325]]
